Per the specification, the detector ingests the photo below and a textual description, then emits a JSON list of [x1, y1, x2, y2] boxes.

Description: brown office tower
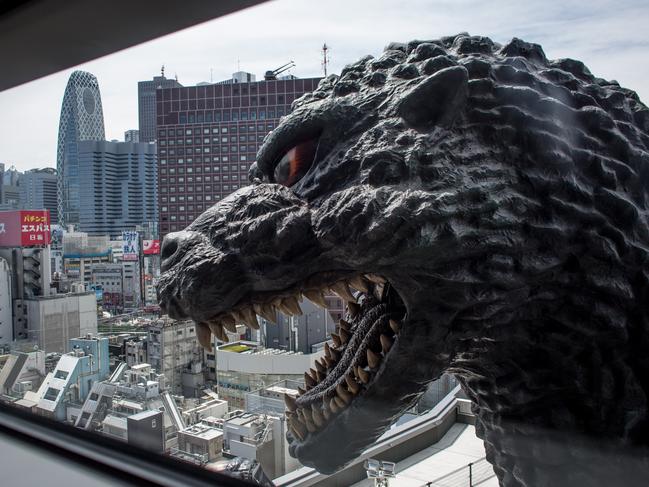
[[155, 71, 321, 237]]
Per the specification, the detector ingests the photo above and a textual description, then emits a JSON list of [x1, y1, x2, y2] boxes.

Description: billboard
[[142, 239, 160, 255], [122, 231, 139, 261], [0, 210, 51, 247]]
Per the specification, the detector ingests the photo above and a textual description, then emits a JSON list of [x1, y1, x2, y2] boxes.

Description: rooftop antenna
[[237, 58, 241, 72], [161, 65, 165, 78], [174, 72, 178, 82], [210, 68, 213, 83], [322, 43, 329, 77]]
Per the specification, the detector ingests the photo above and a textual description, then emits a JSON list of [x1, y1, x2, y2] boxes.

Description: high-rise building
[[138, 74, 183, 143], [155, 72, 321, 237], [56, 70, 106, 227], [77, 140, 157, 238], [0, 163, 22, 211], [20, 168, 58, 224], [124, 130, 140, 142]]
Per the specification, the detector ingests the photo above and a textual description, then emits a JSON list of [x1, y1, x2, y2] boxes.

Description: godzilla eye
[[273, 138, 319, 187]]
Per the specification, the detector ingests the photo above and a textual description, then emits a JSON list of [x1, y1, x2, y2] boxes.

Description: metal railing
[[422, 457, 495, 487]]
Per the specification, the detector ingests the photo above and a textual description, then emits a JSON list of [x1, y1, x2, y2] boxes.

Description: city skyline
[[0, 0, 647, 170]]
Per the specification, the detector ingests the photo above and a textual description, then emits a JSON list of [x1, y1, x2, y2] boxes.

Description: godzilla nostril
[[160, 233, 180, 269]]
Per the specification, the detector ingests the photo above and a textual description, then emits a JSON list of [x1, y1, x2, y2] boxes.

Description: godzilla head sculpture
[[158, 34, 649, 485]]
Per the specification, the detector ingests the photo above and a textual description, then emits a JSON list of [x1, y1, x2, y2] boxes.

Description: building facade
[[138, 74, 183, 143], [0, 163, 22, 211], [56, 70, 106, 226], [155, 73, 321, 237], [124, 130, 140, 142], [20, 168, 58, 223], [24, 292, 98, 353], [77, 140, 157, 238], [146, 318, 203, 396]]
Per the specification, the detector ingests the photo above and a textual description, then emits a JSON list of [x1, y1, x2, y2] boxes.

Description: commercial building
[[62, 230, 111, 282], [0, 164, 22, 210], [146, 318, 204, 396], [56, 70, 106, 226], [138, 73, 183, 143], [155, 72, 321, 237], [76, 140, 157, 238], [20, 168, 58, 224], [209, 341, 323, 409], [24, 292, 98, 353], [124, 129, 140, 142]]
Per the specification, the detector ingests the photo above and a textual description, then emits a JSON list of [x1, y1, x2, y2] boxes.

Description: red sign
[[143, 239, 160, 255], [0, 210, 51, 247]]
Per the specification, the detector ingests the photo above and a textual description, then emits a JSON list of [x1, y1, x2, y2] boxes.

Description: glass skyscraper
[[56, 70, 105, 227]]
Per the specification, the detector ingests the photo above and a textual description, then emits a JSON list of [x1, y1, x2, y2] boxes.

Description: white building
[[210, 341, 324, 409], [24, 292, 98, 353]]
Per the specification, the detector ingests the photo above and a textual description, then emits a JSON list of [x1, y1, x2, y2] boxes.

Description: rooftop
[[351, 424, 497, 487], [181, 423, 223, 441]]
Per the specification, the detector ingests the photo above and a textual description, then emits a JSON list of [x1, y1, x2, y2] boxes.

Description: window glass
[[0, 2, 641, 486]]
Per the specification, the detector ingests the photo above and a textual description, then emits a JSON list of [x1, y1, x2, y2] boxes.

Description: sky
[[0, 0, 647, 171]]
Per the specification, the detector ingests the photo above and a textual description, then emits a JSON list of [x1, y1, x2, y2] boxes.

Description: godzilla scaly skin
[[158, 34, 649, 485]]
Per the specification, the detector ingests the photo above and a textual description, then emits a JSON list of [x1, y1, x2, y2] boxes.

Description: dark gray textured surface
[[159, 34, 649, 486]]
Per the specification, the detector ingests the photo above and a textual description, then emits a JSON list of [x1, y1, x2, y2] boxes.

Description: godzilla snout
[[160, 231, 186, 273]]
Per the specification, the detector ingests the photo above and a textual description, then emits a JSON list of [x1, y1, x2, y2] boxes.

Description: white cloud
[[0, 0, 647, 170]]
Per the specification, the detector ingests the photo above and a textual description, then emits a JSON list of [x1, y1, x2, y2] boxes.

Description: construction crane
[[264, 61, 295, 81]]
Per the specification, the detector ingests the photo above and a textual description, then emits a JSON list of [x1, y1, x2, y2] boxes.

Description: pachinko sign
[[142, 239, 160, 255], [0, 210, 51, 247], [122, 231, 139, 261]]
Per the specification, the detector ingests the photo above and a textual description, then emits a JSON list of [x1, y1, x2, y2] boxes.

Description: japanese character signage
[[0, 210, 51, 247], [142, 239, 160, 255], [122, 231, 139, 261]]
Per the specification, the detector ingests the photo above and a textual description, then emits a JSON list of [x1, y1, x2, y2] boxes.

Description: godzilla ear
[[397, 65, 469, 128]]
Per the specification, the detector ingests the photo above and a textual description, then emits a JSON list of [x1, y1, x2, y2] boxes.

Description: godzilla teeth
[[290, 418, 307, 441], [330, 281, 357, 302], [254, 303, 277, 324], [367, 349, 381, 369], [346, 374, 360, 394], [356, 366, 370, 384], [278, 296, 303, 316], [365, 273, 386, 284], [196, 323, 213, 350], [189, 272, 407, 443], [208, 322, 229, 343], [348, 276, 370, 293], [389, 319, 400, 333], [284, 393, 297, 412], [304, 371, 316, 388], [339, 327, 351, 344], [221, 315, 238, 333], [311, 404, 325, 427], [303, 289, 328, 308], [380, 334, 393, 353], [347, 302, 361, 318], [336, 384, 352, 404]]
